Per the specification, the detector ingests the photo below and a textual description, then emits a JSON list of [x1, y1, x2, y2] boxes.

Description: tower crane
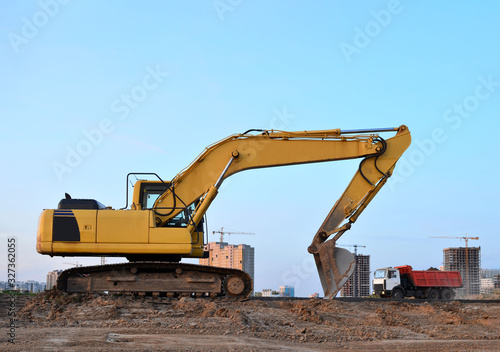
[[212, 227, 255, 243], [338, 244, 366, 297], [429, 235, 479, 295], [338, 244, 366, 257]]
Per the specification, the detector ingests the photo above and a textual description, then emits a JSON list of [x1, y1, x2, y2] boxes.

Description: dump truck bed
[[396, 265, 462, 288]]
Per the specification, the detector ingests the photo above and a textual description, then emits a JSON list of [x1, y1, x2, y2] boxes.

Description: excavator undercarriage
[[57, 262, 253, 299]]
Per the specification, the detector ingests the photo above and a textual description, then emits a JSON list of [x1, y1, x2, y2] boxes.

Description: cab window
[[146, 193, 161, 208], [374, 269, 386, 279], [164, 203, 196, 227], [139, 182, 170, 209]]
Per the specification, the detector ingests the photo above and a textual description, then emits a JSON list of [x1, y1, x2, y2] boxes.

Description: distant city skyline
[[0, 280, 46, 293]]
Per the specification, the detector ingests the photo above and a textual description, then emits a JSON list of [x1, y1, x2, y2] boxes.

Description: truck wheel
[[391, 288, 404, 300], [441, 288, 455, 301], [427, 288, 440, 300]]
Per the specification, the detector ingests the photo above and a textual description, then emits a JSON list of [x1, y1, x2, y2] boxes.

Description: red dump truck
[[372, 265, 462, 300]]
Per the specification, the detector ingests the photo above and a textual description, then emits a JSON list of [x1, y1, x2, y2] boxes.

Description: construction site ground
[[1, 291, 499, 351]]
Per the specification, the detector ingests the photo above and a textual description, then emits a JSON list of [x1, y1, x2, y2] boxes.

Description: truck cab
[[373, 267, 401, 297]]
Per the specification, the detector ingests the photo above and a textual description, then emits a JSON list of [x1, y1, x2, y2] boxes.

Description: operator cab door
[[385, 269, 400, 291]]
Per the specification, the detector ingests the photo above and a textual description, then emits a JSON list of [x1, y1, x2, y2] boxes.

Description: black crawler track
[[56, 262, 253, 299]]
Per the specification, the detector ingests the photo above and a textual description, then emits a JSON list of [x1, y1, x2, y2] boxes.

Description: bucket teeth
[[313, 240, 355, 298]]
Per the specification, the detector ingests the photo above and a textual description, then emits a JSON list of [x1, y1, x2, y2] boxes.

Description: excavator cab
[[133, 180, 171, 210], [132, 179, 203, 230]]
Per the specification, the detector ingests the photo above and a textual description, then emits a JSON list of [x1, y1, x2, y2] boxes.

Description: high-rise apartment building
[[480, 269, 500, 294], [46, 270, 63, 289], [481, 269, 500, 278], [199, 242, 255, 284], [480, 277, 495, 294], [340, 254, 370, 297], [279, 285, 295, 297], [443, 247, 481, 296]]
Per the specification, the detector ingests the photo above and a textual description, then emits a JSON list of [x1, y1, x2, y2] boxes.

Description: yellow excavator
[[37, 125, 411, 299]]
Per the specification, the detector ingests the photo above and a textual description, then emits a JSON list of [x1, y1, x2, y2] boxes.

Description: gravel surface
[[1, 291, 499, 351]]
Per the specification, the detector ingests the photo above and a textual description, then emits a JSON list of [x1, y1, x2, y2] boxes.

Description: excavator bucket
[[313, 239, 355, 299]]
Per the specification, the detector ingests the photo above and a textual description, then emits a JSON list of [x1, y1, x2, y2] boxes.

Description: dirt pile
[[2, 291, 499, 351]]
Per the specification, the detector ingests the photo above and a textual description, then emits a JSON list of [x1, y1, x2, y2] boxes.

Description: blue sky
[[1, 1, 499, 297]]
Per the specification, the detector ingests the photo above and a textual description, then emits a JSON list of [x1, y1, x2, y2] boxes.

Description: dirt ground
[[1, 291, 499, 351]]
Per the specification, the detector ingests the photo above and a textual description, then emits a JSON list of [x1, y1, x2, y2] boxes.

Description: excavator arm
[[308, 126, 411, 297], [152, 125, 411, 297]]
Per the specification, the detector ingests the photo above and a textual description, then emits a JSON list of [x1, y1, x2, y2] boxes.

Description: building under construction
[[199, 242, 255, 284], [443, 247, 481, 296], [340, 254, 370, 297]]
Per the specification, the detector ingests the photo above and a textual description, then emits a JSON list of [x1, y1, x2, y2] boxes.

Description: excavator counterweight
[[37, 125, 411, 298]]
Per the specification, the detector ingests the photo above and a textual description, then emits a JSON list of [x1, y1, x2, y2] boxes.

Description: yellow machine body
[[37, 209, 197, 256]]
